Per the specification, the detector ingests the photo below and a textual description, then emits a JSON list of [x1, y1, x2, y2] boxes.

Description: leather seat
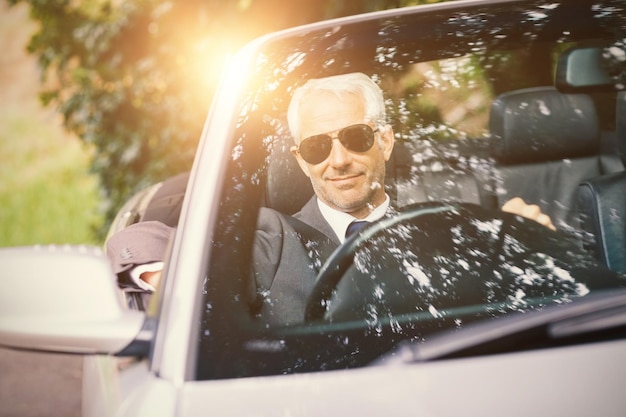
[[489, 86, 618, 231], [577, 92, 626, 273], [264, 131, 314, 215]]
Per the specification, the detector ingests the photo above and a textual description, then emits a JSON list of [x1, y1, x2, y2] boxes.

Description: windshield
[[196, 0, 626, 380]]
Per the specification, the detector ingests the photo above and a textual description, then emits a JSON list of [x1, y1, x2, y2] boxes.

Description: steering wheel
[[304, 202, 461, 321]]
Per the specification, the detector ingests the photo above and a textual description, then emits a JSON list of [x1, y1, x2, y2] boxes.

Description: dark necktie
[[345, 220, 369, 238]]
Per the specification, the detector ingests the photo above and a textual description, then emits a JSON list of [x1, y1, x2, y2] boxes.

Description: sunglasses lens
[[340, 124, 375, 152], [299, 135, 332, 164], [298, 124, 377, 164]]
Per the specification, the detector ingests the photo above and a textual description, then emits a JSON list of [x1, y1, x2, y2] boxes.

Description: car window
[[196, 0, 626, 380]]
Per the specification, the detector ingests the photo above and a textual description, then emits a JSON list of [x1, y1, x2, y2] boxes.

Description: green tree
[[6, 0, 432, 237]]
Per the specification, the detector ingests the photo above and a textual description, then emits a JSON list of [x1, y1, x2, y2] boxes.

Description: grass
[[0, 2, 103, 247]]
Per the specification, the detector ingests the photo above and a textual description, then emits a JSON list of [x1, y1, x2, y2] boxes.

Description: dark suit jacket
[[251, 197, 340, 325]]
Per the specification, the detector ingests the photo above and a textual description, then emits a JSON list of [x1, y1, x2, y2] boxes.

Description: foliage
[[0, 109, 102, 246], [7, 0, 426, 237]]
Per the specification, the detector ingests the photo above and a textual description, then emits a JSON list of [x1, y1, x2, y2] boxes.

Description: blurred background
[[1, 1, 101, 248], [0, 1, 436, 416]]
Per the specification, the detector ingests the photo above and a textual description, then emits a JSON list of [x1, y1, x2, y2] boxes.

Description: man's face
[[291, 90, 394, 218]]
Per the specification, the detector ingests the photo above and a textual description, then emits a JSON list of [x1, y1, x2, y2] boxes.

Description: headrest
[[265, 133, 314, 215], [490, 87, 600, 164], [617, 91, 626, 166]]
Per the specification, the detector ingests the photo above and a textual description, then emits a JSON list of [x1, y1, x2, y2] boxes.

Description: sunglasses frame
[[296, 123, 379, 165]]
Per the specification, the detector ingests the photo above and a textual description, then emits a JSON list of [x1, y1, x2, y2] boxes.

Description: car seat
[[577, 91, 626, 273], [489, 86, 618, 231]]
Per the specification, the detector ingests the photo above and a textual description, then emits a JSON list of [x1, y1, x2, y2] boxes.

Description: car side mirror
[[0, 245, 151, 356], [556, 44, 626, 93]]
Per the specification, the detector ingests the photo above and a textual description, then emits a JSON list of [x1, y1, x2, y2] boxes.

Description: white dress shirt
[[317, 194, 390, 243]]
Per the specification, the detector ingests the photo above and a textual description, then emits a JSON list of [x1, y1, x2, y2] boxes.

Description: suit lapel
[[294, 196, 341, 245]]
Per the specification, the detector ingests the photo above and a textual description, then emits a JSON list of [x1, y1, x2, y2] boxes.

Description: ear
[[290, 145, 311, 178], [380, 125, 395, 161]]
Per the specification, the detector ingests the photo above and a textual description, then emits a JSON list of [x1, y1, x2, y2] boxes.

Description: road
[[0, 347, 82, 417]]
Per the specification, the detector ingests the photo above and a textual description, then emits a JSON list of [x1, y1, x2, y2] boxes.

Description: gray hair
[[287, 72, 387, 143]]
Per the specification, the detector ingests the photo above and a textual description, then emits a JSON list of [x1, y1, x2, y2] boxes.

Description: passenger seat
[[489, 86, 614, 231]]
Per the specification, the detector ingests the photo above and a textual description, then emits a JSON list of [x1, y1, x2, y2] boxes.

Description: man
[[250, 72, 555, 325]]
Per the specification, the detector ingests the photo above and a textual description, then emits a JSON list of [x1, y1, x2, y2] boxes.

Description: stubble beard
[[314, 167, 386, 216]]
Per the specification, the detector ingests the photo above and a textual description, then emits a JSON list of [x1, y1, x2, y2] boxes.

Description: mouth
[[328, 173, 362, 188]]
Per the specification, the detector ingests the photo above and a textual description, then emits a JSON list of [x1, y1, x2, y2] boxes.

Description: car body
[[2, 0, 626, 416]]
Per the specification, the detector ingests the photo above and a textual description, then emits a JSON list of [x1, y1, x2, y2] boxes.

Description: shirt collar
[[317, 194, 390, 243]]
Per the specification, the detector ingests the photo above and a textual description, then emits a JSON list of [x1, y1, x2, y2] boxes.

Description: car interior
[[267, 88, 621, 204], [261, 82, 625, 291], [263, 73, 625, 273], [257, 66, 625, 329]]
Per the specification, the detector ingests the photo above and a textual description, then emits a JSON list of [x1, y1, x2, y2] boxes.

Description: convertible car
[[1, 0, 626, 416]]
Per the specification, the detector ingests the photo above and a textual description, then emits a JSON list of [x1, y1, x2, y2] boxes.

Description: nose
[[327, 138, 352, 167]]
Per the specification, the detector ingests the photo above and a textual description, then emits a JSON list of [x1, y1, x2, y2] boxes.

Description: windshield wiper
[[373, 288, 626, 365]]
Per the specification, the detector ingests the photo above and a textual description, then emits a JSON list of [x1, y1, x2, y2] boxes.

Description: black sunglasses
[[296, 124, 378, 165]]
